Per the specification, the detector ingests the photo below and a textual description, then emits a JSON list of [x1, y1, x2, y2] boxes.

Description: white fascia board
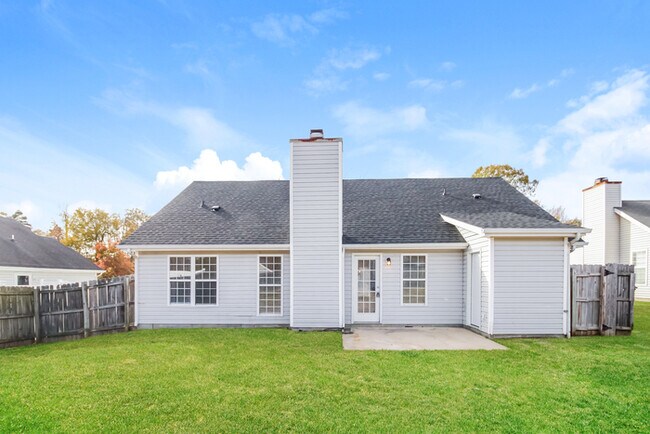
[[0, 265, 100, 274], [614, 209, 650, 234], [344, 243, 468, 251], [482, 228, 591, 237], [440, 214, 591, 237], [119, 244, 290, 252]]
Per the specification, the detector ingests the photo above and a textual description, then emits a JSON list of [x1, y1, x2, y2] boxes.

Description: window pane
[[194, 257, 218, 305], [17, 275, 30, 286], [259, 256, 282, 315], [402, 255, 426, 305]]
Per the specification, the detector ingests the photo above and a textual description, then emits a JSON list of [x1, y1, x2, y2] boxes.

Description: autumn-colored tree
[[546, 205, 582, 227], [472, 164, 539, 197], [93, 241, 134, 278], [122, 208, 150, 239], [61, 208, 122, 257], [47, 222, 63, 241]]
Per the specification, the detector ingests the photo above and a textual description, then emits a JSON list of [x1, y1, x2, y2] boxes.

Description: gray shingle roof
[[616, 200, 650, 228], [122, 177, 575, 246], [0, 217, 101, 270]]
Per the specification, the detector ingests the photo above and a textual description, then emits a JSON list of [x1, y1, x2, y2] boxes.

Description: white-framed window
[[402, 254, 427, 305], [632, 250, 647, 286], [16, 275, 31, 286], [258, 256, 282, 315], [169, 256, 218, 305]]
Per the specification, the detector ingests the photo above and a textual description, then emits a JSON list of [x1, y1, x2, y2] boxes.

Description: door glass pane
[[357, 259, 376, 314]]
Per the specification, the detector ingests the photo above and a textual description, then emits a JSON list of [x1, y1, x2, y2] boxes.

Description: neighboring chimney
[[579, 177, 622, 264], [289, 129, 343, 329]]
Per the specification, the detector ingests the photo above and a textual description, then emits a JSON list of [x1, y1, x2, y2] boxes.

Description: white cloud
[[304, 75, 348, 94], [439, 61, 457, 71], [509, 83, 541, 99], [559, 69, 648, 134], [251, 8, 346, 45], [308, 8, 348, 24], [155, 149, 284, 189], [442, 120, 526, 163], [333, 102, 429, 138], [305, 46, 385, 95], [373, 72, 390, 81], [327, 47, 381, 70], [511, 68, 575, 99], [530, 138, 550, 168], [536, 69, 650, 217], [409, 78, 463, 92], [251, 14, 316, 45], [97, 89, 247, 149]]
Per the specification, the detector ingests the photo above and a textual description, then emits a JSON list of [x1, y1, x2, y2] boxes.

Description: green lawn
[[1, 304, 649, 433]]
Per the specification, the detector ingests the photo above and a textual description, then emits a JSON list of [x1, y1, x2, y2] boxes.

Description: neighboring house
[[0, 217, 101, 286], [571, 178, 650, 300], [121, 130, 589, 337]]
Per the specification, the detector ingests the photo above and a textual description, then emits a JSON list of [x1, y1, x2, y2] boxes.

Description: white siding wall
[[620, 218, 650, 300], [493, 238, 565, 335], [136, 252, 290, 326], [0, 266, 99, 286], [344, 250, 464, 325], [578, 183, 621, 264], [457, 228, 491, 333], [290, 139, 342, 328]]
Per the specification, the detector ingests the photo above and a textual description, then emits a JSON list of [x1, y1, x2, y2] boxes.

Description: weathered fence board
[[571, 264, 635, 336], [0, 276, 134, 348], [0, 287, 35, 346]]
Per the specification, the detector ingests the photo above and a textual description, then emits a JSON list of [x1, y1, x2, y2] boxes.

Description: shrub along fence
[[0, 275, 134, 348], [571, 264, 635, 336]]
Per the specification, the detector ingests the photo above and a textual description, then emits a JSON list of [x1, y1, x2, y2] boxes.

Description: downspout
[[563, 237, 570, 338]]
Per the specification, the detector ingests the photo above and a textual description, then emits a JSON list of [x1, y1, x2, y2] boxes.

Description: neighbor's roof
[[122, 177, 578, 247], [616, 200, 650, 229], [0, 217, 101, 270]]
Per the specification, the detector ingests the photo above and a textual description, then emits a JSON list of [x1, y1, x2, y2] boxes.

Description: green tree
[[0, 209, 32, 228], [472, 164, 539, 197]]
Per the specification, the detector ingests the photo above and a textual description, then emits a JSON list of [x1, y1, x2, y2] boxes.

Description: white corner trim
[[563, 237, 570, 338], [120, 244, 290, 252], [614, 209, 650, 234], [488, 237, 495, 336], [289, 140, 295, 328]]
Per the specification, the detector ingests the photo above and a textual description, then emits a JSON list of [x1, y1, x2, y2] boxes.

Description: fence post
[[124, 277, 130, 332], [33, 286, 40, 343], [81, 282, 90, 338], [602, 265, 617, 336]]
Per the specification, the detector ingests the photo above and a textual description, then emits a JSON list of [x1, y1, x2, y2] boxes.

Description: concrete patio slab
[[342, 326, 507, 351]]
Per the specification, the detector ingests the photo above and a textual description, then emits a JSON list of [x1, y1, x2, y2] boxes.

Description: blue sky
[[1, 1, 650, 229]]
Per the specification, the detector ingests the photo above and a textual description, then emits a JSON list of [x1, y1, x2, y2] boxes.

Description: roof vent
[[473, 193, 482, 200], [310, 129, 324, 139], [10, 234, 15, 242], [210, 205, 221, 212], [442, 188, 447, 196], [595, 176, 609, 184]]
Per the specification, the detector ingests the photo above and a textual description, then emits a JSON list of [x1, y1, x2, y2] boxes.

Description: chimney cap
[[310, 129, 324, 139], [582, 177, 622, 192]]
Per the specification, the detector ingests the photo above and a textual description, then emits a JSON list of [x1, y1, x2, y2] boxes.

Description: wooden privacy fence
[[0, 276, 134, 348], [571, 264, 635, 336]]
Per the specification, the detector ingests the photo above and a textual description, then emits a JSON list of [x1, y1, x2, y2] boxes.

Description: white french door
[[353, 255, 380, 323]]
